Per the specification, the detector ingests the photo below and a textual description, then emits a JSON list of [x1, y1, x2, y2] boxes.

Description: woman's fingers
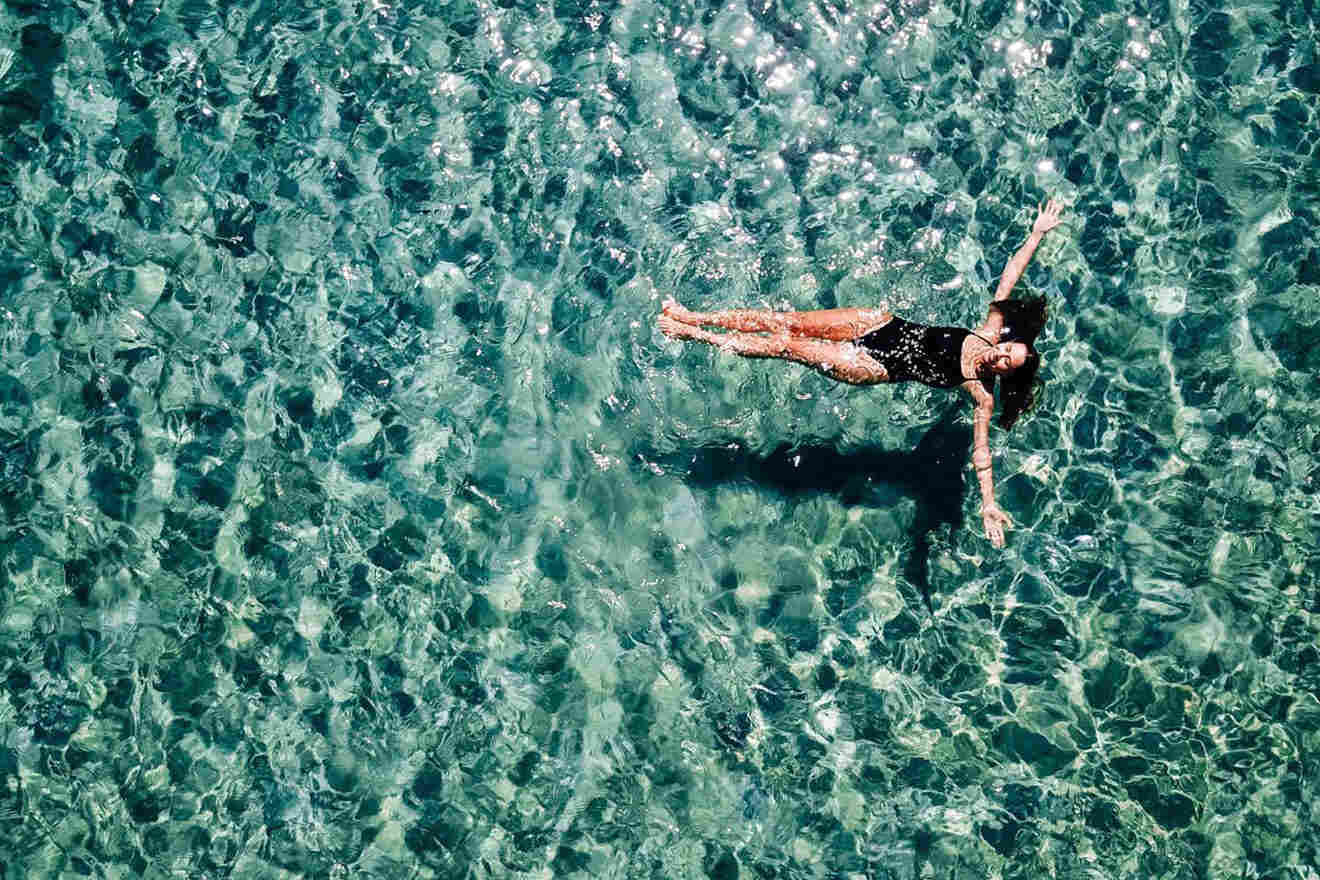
[[1032, 198, 1064, 233], [982, 506, 1013, 545]]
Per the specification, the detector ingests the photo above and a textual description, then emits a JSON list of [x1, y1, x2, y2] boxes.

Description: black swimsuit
[[858, 317, 994, 389]]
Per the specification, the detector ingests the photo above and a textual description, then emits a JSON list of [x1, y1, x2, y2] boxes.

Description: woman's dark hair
[[989, 295, 1047, 429]]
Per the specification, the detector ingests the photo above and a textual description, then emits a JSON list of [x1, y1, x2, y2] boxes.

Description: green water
[[2, 0, 1318, 875]]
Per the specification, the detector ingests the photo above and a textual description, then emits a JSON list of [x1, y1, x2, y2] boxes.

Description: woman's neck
[[963, 334, 994, 380]]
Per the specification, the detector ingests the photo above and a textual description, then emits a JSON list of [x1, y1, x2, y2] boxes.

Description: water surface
[[1, 0, 1318, 876]]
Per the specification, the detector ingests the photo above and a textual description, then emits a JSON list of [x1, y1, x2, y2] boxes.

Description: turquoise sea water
[[2, 0, 1319, 875]]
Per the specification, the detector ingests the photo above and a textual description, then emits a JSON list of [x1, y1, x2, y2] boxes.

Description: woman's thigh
[[782, 337, 888, 385], [786, 308, 892, 341]]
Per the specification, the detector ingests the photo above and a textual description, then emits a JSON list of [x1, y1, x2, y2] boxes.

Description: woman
[[657, 198, 1065, 547]]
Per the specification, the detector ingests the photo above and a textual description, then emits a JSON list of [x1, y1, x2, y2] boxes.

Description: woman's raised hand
[[981, 504, 1013, 548], [1033, 198, 1064, 235]]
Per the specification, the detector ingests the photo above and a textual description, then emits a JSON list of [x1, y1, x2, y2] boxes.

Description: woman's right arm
[[967, 385, 1011, 547], [993, 199, 1063, 301]]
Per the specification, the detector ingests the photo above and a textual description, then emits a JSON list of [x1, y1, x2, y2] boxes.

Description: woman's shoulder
[[972, 306, 1006, 340]]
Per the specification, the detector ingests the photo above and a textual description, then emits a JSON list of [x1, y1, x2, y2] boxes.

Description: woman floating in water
[[658, 198, 1065, 547]]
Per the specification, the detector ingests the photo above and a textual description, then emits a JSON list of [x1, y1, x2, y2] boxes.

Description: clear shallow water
[[1, 0, 1318, 875]]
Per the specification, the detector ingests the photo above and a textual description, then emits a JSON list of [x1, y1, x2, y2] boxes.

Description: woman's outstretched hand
[[1033, 198, 1064, 235], [981, 504, 1012, 548]]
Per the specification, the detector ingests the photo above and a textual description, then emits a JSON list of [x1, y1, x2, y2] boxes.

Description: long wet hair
[[989, 295, 1047, 429]]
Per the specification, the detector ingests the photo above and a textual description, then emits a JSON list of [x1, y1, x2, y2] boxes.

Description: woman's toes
[[657, 315, 687, 337], [662, 298, 694, 321]]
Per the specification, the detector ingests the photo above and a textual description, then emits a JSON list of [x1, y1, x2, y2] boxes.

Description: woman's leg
[[663, 298, 890, 341], [658, 315, 888, 385]]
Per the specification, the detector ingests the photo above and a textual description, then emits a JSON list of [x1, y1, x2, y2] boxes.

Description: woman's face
[[987, 342, 1030, 375]]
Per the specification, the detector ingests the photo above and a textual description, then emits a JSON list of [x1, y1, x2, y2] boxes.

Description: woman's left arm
[[993, 199, 1064, 301], [969, 389, 1011, 547]]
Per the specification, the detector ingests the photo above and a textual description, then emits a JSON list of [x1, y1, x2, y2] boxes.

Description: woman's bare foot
[[658, 313, 702, 340], [658, 316, 756, 353], [659, 315, 792, 357], [661, 298, 699, 325]]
